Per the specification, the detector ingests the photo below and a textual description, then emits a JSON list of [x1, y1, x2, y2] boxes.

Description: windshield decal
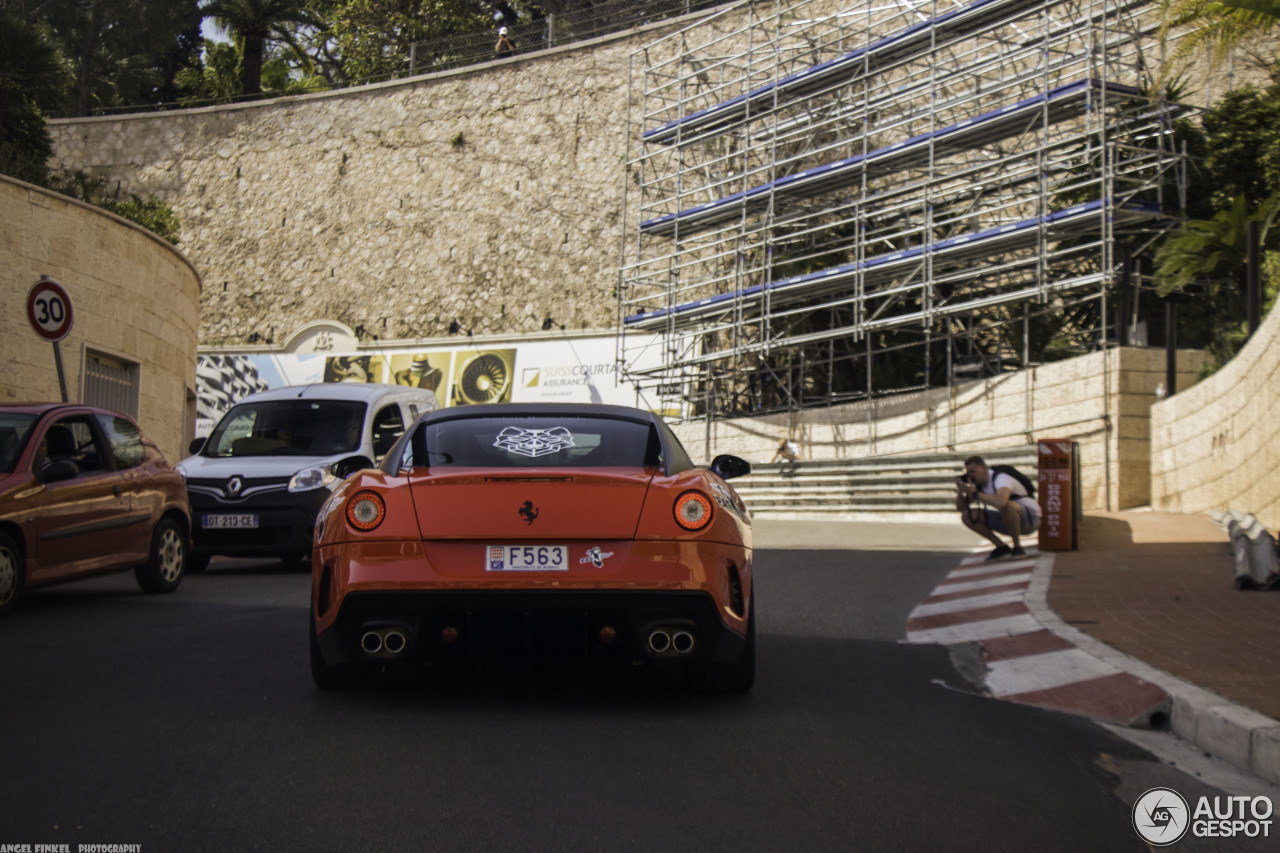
[[493, 426, 575, 458]]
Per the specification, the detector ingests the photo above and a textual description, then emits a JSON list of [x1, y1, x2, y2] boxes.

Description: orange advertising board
[[1037, 439, 1075, 551]]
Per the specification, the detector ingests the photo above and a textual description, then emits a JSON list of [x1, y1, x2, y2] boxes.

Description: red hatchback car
[[0, 404, 191, 615]]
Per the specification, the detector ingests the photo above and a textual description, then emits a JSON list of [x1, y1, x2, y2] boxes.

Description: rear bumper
[[314, 589, 747, 669]]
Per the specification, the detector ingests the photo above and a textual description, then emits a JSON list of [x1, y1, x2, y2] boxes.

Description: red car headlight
[[674, 490, 713, 531], [345, 490, 386, 531]]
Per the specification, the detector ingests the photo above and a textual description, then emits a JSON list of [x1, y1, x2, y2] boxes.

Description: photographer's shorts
[[984, 503, 1038, 536]]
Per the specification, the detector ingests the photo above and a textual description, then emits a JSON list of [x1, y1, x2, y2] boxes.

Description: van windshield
[[203, 400, 366, 457]]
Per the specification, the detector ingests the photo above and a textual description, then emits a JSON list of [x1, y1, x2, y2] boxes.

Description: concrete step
[[729, 445, 1038, 518]]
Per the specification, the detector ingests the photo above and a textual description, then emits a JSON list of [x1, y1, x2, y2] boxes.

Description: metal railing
[[84, 0, 729, 115]]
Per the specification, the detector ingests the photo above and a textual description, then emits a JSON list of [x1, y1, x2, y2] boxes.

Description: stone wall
[[673, 346, 1210, 511], [47, 1, 1255, 351], [47, 21, 703, 349], [1151, 306, 1280, 527], [0, 176, 202, 463]]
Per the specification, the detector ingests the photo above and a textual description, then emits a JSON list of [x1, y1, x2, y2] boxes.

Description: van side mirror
[[331, 456, 374, 479], [188, 437, 206, 455], [710, 454, 751, 480]]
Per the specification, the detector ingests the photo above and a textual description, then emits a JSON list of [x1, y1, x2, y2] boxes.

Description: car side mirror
[[188, 437, 206, 455], [710, 454, 750, 480], [40, 459, 80, 483], [331, 456, 374, 480]]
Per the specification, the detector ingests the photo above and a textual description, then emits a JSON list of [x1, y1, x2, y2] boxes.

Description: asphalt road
[[0, 548, 1256, 852]]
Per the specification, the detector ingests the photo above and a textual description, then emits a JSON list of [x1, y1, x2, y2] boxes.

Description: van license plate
[[203, 514, 259, 529]]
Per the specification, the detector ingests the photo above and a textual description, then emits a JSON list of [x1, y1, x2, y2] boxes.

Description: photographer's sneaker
[[985, 545, 1012, 561], [1009, 546, 1028, 559]]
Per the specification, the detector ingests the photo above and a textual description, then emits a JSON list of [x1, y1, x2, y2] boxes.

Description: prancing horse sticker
[[580, 547, 614, 568], [494, 426, 575, 458]]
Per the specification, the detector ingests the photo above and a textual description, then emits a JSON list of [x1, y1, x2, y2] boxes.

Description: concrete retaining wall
[[1152, 306, 1280, 527], [0, 176, 202, 463], [674, 346, 1209, 512]]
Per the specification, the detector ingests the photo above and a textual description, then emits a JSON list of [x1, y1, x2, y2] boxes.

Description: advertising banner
[[194, 334, 662, 436]]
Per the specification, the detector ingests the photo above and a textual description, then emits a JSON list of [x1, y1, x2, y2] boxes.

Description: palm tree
[[175, 38, 243, 103], [1153, 193, 1280, 367], [1154, 193, 1280, 295], [1159, 0, 1280, 74], [200, 0, 319, 96]]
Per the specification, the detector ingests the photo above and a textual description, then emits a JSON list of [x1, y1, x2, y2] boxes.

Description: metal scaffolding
[[618, 0, 1188, 422]]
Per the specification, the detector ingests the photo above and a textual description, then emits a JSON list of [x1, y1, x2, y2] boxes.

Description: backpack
[[991, 464, 1036, 499]]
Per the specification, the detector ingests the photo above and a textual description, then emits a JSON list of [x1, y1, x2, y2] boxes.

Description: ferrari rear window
[[419, 416, 659, 468]]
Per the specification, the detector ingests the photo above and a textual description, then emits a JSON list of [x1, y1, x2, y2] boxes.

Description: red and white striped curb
[[906, 545, 1169, 727]]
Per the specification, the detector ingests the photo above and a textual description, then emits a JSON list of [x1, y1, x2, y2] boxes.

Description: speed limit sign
[[28, 278, 74, 342]]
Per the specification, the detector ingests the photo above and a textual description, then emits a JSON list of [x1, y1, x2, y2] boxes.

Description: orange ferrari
[[309, 403, 754, 692]]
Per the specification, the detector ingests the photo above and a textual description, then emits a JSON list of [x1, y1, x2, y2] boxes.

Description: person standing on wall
[[495, 26, 517, 58], [955, 455, 1039, 560]]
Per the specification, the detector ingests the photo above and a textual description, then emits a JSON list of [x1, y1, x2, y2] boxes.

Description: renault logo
[[225, 476, 244, 498]]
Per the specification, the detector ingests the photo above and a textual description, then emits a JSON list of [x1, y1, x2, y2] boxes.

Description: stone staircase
[[732, 446, 1039, 521]]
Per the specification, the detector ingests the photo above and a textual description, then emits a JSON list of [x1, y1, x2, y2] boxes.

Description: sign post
[[1037, 438, 1076, 550], [27, 277, 75, 403]]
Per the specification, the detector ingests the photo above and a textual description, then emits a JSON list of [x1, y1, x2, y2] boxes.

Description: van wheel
[[0, 533, 24, 616], [135, 518, 186, 594]]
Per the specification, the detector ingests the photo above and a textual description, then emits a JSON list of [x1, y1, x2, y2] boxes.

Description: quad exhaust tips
[[360, 626, 409, 657], [646, 627, 696, 657]]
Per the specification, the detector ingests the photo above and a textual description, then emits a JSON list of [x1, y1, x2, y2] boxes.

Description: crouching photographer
[[956, 455, 1040, 561]]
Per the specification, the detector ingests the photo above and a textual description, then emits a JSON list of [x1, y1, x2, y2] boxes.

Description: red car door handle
[[113, 484, 123, 497]]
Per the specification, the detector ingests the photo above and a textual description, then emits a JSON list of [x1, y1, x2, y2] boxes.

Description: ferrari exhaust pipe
[[647, 628, 671, 654], [671, 630, 695, 655], [383, 629, 407, 655], [360, 631, 383, 654]]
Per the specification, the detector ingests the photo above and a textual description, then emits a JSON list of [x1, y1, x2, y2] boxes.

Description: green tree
[[307, 0, 491, 82], [39, 0, 203, 116], [0, 13, 68, 184], [201, 0, 320, 95], [1154, 195, 1278, 294], [1160, 0, 1280, 72], [1197, 86, 1280, 209], [174, 38, 243, 102], [1154, 193, 1280, 366], [46, 168, 182, 244]]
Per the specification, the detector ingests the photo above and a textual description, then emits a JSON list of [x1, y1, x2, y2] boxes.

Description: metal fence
[[90, 0, 728, 114], [409, 0, 724, 74]]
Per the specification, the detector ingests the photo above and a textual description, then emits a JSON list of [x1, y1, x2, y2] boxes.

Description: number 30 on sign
[[27, 278, 75, 342]]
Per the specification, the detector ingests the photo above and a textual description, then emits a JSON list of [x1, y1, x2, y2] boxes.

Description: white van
[[178, 383, 438, 571]]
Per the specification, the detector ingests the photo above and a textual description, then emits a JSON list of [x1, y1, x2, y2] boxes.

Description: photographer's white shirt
[[982, 472, 1041, 522]]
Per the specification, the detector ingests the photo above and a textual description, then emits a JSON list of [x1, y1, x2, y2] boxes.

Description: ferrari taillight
[[345, 490, 386, 531], [674, 490, 713, 531]]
